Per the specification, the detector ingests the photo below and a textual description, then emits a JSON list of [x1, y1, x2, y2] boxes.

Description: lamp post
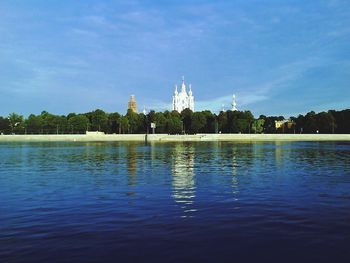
[[180, 120, 184, 134]]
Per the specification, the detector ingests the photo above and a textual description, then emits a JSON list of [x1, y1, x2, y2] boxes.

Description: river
[[1, 141, 350, 262]]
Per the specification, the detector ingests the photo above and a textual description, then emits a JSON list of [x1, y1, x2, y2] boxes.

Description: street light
[[180, 120, 184, 134]]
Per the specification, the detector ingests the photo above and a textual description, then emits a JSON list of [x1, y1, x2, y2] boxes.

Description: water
[[0, 141, 350, 263]]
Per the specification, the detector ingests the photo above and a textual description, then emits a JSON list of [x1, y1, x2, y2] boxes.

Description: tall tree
[[217, 111, 227, 133], [8, 113, 24, 134], [167, 112, 182, 134], [181, 108, 193, 134], [89, 109, 108, 132], [154, 112, 167, 133], [108, 112, 121, 134], [119, 116, 129, 134], [191, 112, 206, 134], [25, 114, 43, 134], [126, 109, 140, 133], [316, 112, 336, 133], [201, 110, 216, 133], [68, 115, 89, 134], [0, 117, 10, 134], [252, 119, 265, 134], [304, 111, 317, 133]]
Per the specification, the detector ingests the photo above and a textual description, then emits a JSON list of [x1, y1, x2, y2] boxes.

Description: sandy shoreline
[[0, 134, 349, 142]]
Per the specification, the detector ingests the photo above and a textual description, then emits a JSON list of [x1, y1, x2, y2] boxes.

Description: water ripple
[[1, 141, 350, 262]]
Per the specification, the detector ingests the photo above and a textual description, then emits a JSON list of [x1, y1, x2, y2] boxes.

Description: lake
[[1, 141, 350, 262]]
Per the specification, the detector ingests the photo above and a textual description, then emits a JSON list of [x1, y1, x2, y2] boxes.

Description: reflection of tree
[[171, 143, 196, 216], [274, 141, 284, 167], [290, 142, 341, 168], [127, 143, 137, 186]]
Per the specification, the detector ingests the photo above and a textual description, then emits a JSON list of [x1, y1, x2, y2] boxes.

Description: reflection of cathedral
[[172, 77, 194, 112], [171, 144, 196, 214]]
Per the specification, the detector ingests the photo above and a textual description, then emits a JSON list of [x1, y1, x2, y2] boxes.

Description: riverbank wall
[[0, 134, 349, 142]]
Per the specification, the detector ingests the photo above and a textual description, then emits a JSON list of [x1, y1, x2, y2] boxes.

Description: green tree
[[119, 116, 129, 134], [226, 110, 236, 133], [217, 110, 227, 133], [126, 109, 140, 133], [147, 110, 156, 123], [167, 112, 182, 134], [0, 117, 10, 134], [263, 116, 280, 133], [8, 113, 24, 134], [191, 112, 206, 134], [229, 110, 254, 133], [108, 112, 121, 134], [56, 115, 69, 134], [146, 110, 156, 134], [330, 109, 350, 133], [181, 108, 193, 134], [138, 113, 147, 133], [89, 109, 108, 132], [68, 115, 89, 134], [304, 111, 317, 133], [154, 112, 167, 133], [201, 110, 216, 133], [316, 112, 336, 133], [252, 119, 265, 134], [26, 114, 43, 134]]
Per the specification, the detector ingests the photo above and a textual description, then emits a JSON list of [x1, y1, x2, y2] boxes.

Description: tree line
[[0, 108, 349, 135]]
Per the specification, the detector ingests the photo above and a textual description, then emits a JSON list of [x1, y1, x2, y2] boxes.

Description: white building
[[172, 77, 194, 113], [231, 94, 237, 111]]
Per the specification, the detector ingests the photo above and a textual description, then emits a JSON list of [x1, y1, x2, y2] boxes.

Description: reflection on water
[[126, 143, 137, 185], [230, 145, 239, 196], [171, 143, 196, 216], [1, 141, 350, 263]]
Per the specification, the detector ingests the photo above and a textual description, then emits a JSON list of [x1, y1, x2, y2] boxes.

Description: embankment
[[0, 134, 349, 142]]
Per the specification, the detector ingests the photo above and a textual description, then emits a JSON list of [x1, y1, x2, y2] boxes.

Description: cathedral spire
[[231, 94, 237, 111], [188, 84, 192, 96], [181, 76, 186, 93], [174, 84, 178, 94]]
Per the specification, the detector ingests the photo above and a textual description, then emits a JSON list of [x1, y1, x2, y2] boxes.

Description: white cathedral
[[172, 77, 195, 112]]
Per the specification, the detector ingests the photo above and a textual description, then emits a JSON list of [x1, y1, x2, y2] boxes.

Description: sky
[[0, 0, 349, 118]]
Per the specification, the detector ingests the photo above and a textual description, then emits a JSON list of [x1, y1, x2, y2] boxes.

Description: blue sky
[[0, 0, 349, 117]]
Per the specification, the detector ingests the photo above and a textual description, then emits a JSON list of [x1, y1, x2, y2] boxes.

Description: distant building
[[221, 94, 238, 112], [142, 107, 147, 115], [128, 95, 138, 113], [275, 119, 296, 133], [172, 77, 194, 113], [231, 94, 237, 111], [275, 120, 286, 130]]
